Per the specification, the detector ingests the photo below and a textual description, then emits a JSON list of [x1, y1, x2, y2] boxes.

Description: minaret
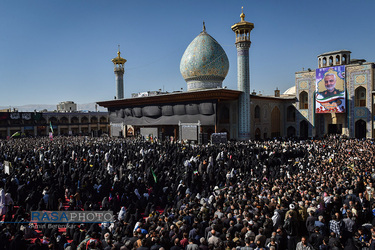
[[231, 7, 254, 140], [111, 46, 126, 99]]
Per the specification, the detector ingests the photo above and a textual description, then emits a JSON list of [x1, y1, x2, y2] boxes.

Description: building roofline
[[295, 61, 375, 74], [41, 111, 108, 115], [317, 50, 351, 57], [250, 95, 296, 101], [97, 88, 243, 108]]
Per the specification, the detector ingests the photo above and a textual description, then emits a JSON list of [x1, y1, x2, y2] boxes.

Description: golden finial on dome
[[240, 6, 245, 21], [112, 45, 126, 65]]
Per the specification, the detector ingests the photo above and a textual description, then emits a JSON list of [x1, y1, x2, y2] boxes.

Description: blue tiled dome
[[180, 28, 229, 91]]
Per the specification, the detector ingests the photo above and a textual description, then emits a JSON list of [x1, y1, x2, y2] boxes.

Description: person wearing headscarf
[[118, 206, 126, 221]]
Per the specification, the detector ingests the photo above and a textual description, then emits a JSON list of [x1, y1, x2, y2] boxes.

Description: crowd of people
[[0, 135, 375, 250]]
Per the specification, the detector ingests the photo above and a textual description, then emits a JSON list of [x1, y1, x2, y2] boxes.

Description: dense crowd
[[0, 136, 375, 250]]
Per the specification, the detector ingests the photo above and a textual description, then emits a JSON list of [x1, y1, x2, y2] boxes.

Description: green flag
[[11, 132, 20, 138], [50, 121, 54, 134], [151, 167, 157, 183]]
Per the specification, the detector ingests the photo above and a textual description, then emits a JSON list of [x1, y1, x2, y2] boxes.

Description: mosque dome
[[180, 24, 229, 91], [283, 86, 296, 96]]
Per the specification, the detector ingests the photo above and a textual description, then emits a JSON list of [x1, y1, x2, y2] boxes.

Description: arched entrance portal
[[355, 119, 366, 139], [300, 120, 308, 139]]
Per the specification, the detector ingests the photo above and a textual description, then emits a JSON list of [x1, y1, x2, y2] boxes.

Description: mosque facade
[[98, 11, 298, 141], [99, 11, 375, 140], [295, 50, 375, 139]]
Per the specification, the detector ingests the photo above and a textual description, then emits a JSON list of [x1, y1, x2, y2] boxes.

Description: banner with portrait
[[315, 65, 346, 113]]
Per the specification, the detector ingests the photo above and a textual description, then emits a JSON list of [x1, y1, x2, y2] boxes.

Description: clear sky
[[1, 0, 375, 107]]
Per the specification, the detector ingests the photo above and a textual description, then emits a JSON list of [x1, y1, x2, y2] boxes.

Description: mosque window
[[343, 55, 347, 64], [355, 86, 366, 107], [323, 58, 327, 67], [329, 56, 333, 66], [299, 91, 308, 109]]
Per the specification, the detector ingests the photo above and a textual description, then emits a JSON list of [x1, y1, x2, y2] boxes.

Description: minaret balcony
[[114, 67, 124, 73], [236, 37, 250, 42]]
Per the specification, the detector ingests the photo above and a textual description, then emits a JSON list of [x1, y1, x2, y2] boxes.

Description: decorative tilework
[[238, 50, 249, 56], [180, 31, 229, 90], [188, 81, 222, 91], [299, 81, 308, 89], [355, 74, 366, 85], [115, 72, 124, 100], [347, 67, 372, 137], [300, 109, 308, 119], [237, 43, 250, 140], [295, 72, 315, 137], [362, 65, 371, 70], [354, 107, 367, 118], [296, 73, 304, 78], [349, 74, 355, 137]]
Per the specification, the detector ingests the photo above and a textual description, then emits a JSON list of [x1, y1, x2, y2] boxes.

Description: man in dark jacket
[[306, 211, 316, 236], [309, 227, 324, 250], [283, 213, 298, 250]]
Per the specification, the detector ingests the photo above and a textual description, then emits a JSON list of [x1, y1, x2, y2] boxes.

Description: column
[[237, 42, 251, 140]]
